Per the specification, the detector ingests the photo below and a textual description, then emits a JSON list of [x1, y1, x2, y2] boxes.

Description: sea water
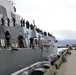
[[57, 48, 68, 54]]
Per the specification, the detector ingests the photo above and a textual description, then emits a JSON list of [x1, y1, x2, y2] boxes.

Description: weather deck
[[56, 50, 76, 75]]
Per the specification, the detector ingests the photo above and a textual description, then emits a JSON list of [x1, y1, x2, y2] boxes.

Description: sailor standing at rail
[[7, 17, 10, 26], [20, 18, 23, 27], [1, 16, 5, 26], [5, 29, 11, 47], [12, 17, 16, 26], [23, 19, 25, 27], [26, 20, 29, 29], [18, 33, 24, 48], [29, 37, 34, 48]]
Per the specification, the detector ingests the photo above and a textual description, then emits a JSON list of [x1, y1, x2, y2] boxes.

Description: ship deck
[[56, 50, 76, 75]]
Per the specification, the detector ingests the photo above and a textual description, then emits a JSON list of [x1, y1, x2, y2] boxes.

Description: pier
[[56, 50, 76, 75], [44, 49, 76, 75], [11, 49, 76, 75]]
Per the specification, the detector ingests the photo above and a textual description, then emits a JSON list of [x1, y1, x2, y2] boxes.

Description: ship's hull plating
[[0, 46, 56, 75]]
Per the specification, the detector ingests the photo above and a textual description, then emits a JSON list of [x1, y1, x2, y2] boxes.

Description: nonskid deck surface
[[0, 47, 39, 50], [56, 50, 76, 75]]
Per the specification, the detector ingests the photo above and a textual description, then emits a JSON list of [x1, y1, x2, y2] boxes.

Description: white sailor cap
[[6, 29, 9, 31], [19, 33, 21, 35]]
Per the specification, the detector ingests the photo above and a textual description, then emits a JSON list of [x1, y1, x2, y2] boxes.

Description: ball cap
[[6, 29, 9, 31]]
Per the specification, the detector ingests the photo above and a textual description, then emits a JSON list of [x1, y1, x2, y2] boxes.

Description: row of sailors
[[1, 17, 16, 26], [0, 16, 34, 30], [4, 29, 50, 48], [4, 29, 35, 48], [0, 17, 55, 37]]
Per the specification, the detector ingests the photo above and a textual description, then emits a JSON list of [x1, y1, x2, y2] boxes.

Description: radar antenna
[[33, 20, 35, 27], [8, 0, 15, 5]]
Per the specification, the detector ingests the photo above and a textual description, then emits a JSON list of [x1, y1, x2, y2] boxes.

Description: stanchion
[[54, 56, 62, 69]]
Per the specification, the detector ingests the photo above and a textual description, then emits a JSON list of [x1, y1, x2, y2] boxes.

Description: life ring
[[18, 40, 20, 45], [35, 39, 38, 45]]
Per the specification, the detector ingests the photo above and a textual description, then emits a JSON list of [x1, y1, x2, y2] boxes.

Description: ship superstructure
[[0, 0, 58, 75]]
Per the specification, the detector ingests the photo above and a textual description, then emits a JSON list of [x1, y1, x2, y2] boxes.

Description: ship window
[[0, 6, 1, 14], [0, 27, 5, 39], [13, 6, 16, 12], [11, 12, 15, 19], [0, 5, 7, 17]]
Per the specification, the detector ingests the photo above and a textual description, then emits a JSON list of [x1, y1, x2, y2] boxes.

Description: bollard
[[43, 66, 56, 75], [54, 56, 62, 69]]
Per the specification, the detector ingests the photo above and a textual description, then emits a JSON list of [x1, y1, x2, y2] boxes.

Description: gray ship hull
[[0, 0, 58, 75], [0, 46, 56, 75], [0, 25, 57, 75]]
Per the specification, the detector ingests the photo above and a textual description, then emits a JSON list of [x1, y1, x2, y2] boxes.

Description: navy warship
[[0, 0, 58, 75]]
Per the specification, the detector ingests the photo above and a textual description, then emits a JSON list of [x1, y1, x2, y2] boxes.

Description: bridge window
[[11, 12, 15, 19], [0, 5, 7, 17]]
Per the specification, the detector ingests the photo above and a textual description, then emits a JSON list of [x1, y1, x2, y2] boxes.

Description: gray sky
[[13, 0, 76, 40]]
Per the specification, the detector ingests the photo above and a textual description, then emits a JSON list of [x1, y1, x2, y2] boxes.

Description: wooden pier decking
[[56, 50, 76, 75]]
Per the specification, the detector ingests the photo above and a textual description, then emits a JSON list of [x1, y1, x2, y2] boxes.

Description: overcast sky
[[13, 0, 76, 40]]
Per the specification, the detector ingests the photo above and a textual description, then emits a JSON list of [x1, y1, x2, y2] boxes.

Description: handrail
[[11, 61, 49, 75]]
